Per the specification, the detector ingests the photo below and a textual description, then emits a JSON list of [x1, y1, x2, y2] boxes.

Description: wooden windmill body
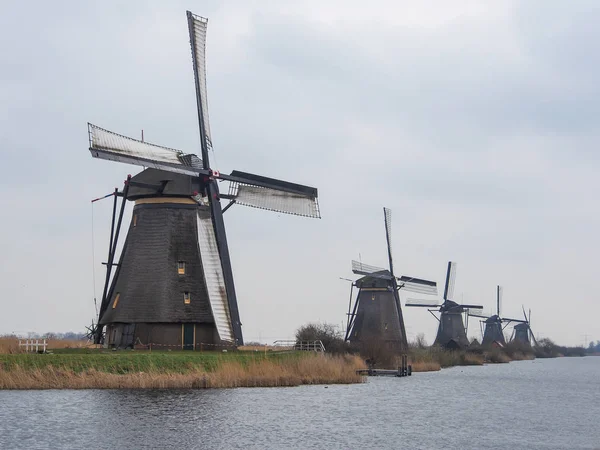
[[344, 208, 438, 353], [89, 12, 320, 349], [406, 262, 483, 349]]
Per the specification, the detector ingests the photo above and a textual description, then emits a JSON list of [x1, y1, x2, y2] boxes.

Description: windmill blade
[[187, 11, 212, 154], [522, 305, 528, 323], [398, 276, 438, 295], [468, 313, 490, 319], [196, 208, 235, 342], [405, 298, 441, 308], [502, 317, 528, 324], [226, 170, 320, 218], [383, 207, 394, 276], [530, 328, 538, 346], [497, 285, 503, 316], [459, 304, 484, 312], [88, 124, 202, 176], [443, 261, 457, 301], [351, 260, 391, 279]]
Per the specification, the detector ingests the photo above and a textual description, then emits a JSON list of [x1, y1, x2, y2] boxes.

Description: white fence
[[272, 340, 326, 352], [18, 339, 48, 353]]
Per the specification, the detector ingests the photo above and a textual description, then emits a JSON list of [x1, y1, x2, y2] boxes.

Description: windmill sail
[[351, 260, 390, 278], [405, 298, 441, 308], [196, 209, 234, 342], [384, 207, 393, 275], [187, 12, 212, 152], [88, 124, 202, 176], [497, 285, 503, 316], [227, 170, 320, 218], [398, 276, 438, 295], [443, 261, 457, 301]]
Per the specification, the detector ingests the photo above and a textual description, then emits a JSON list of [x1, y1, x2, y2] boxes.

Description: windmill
[[406, 261, 483, 349], [344, 208, 438, 352], [88, 11, 320, 349], [510, 307, 537, 346], [469, 286, 527, 347]]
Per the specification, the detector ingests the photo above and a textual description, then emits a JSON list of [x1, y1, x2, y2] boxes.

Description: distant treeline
[[534, 338, 586, 358], [1, 332, 87, 341], [587, 341, 600, 354]]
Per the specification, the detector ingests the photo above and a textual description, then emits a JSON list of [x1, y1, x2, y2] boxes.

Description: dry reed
[[0, 337, 94, 355], [410, 361, 441, 372], [0, 354, 365, 390], [0, 338, 20, 354]]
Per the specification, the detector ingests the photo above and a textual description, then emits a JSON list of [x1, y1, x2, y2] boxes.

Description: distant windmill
[[469, 286, 526, 347], [406, 261, 483, 349], [510, 307, 538, 346], [88, 11, 320, 349], [344, 208, 438, 353]]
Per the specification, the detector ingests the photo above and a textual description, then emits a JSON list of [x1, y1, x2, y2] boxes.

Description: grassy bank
[[0, 351, 365, 390]]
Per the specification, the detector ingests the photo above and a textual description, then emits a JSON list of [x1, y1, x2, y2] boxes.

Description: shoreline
[[0, 338, 589, 389]]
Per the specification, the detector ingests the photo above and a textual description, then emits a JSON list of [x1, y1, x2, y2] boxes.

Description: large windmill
[[510, 307, 537, 346], [344, 208, 438, 352], [88, 11, 320, 349], [469, 286, 526, 347], [406, 261, 483, 349]]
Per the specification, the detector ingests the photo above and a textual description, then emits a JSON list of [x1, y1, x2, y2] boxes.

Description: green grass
[[0, 350, 305, 375]]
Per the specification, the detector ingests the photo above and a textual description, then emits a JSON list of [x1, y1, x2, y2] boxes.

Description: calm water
[[1, 357, 599, 449]]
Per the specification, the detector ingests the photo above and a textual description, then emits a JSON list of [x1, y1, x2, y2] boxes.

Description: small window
[[112, 293, 120, 309], [178, 261, 186, 275], [133, 215, 137, 227], [184, 292, 191, 304]]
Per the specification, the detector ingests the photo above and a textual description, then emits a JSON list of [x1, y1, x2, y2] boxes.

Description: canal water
[[1, 357, 599, 449]]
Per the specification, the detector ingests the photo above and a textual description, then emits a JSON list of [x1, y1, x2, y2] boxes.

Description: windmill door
[[183, 324, 194, 350], [122, 324, 135, 348]]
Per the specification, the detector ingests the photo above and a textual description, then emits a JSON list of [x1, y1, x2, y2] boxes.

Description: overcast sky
[[1, 0, 598, 346]]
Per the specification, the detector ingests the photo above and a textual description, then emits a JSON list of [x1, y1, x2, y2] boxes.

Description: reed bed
[[0, 338, 20, 354], [484, 349, 511, 363], [410, 360, 441, 372], [509, 352, 535, 361], [0, 353, 365, 390], [408, 347, 485, 371]]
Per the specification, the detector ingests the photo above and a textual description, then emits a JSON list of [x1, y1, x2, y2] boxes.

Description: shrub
[[295, 323, 348, 354]]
